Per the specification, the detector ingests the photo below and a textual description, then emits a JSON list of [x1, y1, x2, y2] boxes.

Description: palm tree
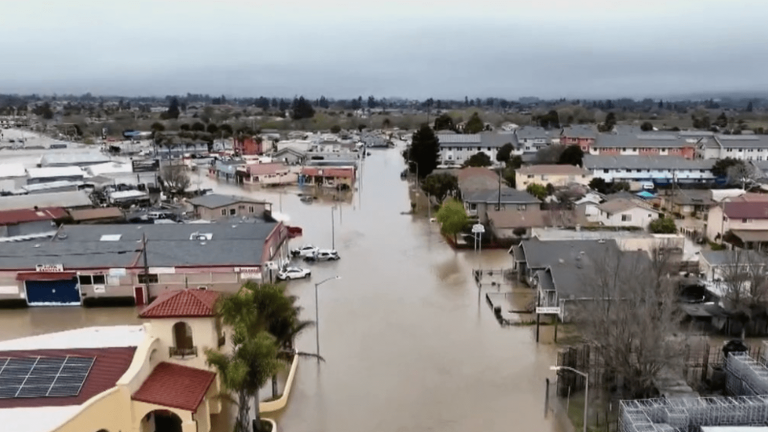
[[205, 287, 280, 432]]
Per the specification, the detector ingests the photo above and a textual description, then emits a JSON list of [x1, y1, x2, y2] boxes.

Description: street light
[[550, 366, 589, 432], [315, 275, 341, 362]]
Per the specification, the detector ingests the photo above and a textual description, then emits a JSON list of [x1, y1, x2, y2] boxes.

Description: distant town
[[4, 91, 768, 432]]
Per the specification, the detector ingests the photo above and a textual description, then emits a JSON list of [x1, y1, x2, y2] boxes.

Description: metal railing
[[169, 346, 198, 358]]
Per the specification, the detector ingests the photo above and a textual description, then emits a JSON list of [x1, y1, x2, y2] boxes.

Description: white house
[[582, 155, 716, 184], [596, 198, 662, 229]]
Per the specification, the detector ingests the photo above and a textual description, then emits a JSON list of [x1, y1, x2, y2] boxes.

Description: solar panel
[[0, 356, 94, 399]]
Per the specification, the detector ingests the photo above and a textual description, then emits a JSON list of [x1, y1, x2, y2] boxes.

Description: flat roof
[[0, 191, 93, 211], [0, 326, 145, 351], [27, 167, 85, 179]]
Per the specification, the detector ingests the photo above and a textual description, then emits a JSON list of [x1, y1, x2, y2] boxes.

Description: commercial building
[[27, 167, 85, 185], [0, 191, 93, 212], [300, 167, 356, 189], [0, 222, 288, 307], [241, 163, 300, 186], [39, 153, 111, 168]]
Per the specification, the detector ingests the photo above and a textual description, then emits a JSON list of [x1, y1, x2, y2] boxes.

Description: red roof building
[[0, 207, 68, 226], [132, 362, 216, 411], [139, 289, 220, 319], [723, 201, 768, 220]]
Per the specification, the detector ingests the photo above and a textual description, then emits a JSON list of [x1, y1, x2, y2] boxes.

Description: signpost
[[535, 307, 561, 315]]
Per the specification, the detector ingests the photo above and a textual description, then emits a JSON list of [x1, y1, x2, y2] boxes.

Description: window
[[137, 274, 159, 284], [743, 219, 750, 223], [517, 204, 527, 211], [248, 206, 255, 213], [229, 208, 236, 216], [171, 322, 196, 358], [92, 275, 106, 285], [220, 209, 227, 216], [621, 214, 632, 222], [78, 275, 92, 285], [541, 175, 548, 180], [527, 175, 534, 179], [603, 169, 610, 173]]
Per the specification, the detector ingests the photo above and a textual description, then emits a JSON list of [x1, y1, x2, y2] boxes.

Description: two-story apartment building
[[590, 133, 698, 159], [698, 134, 768, 161], [513, 127, 554, 154], [437, 132, 516, 165], [515, 164, 592, 190], [462, 188, 540, 224], [582, 155, 716, 184], [707, 196, 768, 249], [561, 125, 598, 152]]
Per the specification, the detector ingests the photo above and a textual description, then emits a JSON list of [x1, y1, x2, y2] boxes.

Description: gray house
[[462, 188, 540, 224]]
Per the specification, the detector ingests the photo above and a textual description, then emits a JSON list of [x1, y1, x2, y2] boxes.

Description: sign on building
[[535, 307, 561, 315], [132, 159, 160, 173], [35, 264, 64, 272]]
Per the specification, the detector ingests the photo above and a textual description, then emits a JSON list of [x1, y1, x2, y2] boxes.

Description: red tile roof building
[[132, 362, 216, 411], [723, 201, 768, 220], [139, 289, 220, 318]]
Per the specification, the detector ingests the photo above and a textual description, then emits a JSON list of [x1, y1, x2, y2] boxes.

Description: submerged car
[[290, 244, 319, 257], [305, 249, 340, 262], [277, 267, 311, 280]]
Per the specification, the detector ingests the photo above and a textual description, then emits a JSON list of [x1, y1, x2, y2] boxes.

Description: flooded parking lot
[[0, 146, 559, 432]]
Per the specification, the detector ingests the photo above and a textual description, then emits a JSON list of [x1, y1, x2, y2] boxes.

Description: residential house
[[590, 133, 697, 159], [187, 194, 272, 220], [596, 197, 662, 229], [697, 134, 768, 160], [582, 155, 716, 184], [575, 192, 604, 220], [513, 127, 554, 153], [300, 167, 356, 189], [0, 222, 288, 307], [487, 208, 585, 240], [511, 238, 641, 321], [437, 132, 517, 165], [699, 249, 766, 282], [241, 163, 300, 186], [270, 147, 305, 165], [457, 167, 500, 195], [561, 125, 598, 152], [515, 164, 592, 190], [0, 207, 68, 240], [0, 293, 237, 432], [462, 187, 540, 224], [662, 189, 716, 216], [707, 197, 768, 249], [207, 159, 245, 182], [233, 136, 263, 156], [27, 167, 85, 185]]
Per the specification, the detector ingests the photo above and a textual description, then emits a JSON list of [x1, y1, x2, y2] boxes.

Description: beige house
[[187, 194, 272, 220], [515, 164, 592, 191], [595, 198, 662, 229], [707, 196, 768, 249], [0, 290, 229, 432]]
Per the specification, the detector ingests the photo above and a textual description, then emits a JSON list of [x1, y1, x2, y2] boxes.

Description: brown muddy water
[[0, 147, 560, 432]]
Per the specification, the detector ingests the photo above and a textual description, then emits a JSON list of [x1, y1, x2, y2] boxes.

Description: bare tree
[[535, 144, 566, 164], [159, 164, 191, 196], [720, 250, 768, 336], [574, 247, 685, 398], [726, 162, 759, 189]]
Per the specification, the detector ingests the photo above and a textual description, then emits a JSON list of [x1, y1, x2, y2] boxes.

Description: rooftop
[[516, 164, 591, 176], [0, 164, 27, 179], [515, 126, 552, 140], [723, 201, 768, 219], [583, 155, 716, 171], [488, 209, 585, 229], [246, 162, 290, 176], [39, 152, 111, 167], [132, 362, 216, 412], [598, 197, 657, 215], [462, 188, 540, 204], [562, 125, 598, 139], [0, 207, 68, 226], [27, 167, 85, 179], [139, 289, 220, 318], [68, 207, 124, 222], [0, 191, 93, 211], [714, 135, 768, 149], [187, 194, 269, 209]]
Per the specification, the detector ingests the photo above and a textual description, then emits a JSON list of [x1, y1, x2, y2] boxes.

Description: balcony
[[169, 346, 198, 358]]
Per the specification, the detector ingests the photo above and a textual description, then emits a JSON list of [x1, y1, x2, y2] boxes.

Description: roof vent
[[100, 234, 122, 241], [558, 258, 565, 264], [57, 233, 68, 240]]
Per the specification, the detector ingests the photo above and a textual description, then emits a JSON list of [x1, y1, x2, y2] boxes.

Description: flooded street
[[0, 146, 559, 432]]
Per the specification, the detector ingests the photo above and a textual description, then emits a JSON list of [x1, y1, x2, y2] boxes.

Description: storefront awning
[[16, 272, 77, 281]]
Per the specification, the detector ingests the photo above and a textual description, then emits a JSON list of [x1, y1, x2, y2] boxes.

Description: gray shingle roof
[[582, 155, 715, 171], [562, 125, 598, 139], [437, 132, 516, 148], [515, 126, 551, 140], [462, 188, 540, 204], [714, 135, 768, 149], [187, 194, 268, 209], [593, 133, 693, 149]]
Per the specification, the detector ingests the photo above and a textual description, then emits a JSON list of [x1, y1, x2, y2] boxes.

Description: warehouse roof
[[27, 167, 85, 179], [39, 152, 111, 167]]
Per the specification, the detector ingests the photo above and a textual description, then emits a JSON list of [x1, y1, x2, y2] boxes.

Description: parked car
[[290, 244, 319, 257], [305, 249, 340, 262], [277, 267, 311, 280]]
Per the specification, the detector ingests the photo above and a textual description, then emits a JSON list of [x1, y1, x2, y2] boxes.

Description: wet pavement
[[0, 145, 560, 432]]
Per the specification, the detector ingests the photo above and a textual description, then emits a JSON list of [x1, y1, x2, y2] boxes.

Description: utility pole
[[331, 206, 336, 249], [142, 233, 150, 302]]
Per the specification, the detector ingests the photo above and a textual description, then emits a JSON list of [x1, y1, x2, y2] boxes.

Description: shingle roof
[[723, 201, 768, 219], [187, 194, 268, 209], [516, 164, 590, 176], [593, 133, 697, 149], [515, 126, 551, 140], [462, 188, 541, 204], [562, 125, 598, 139], [139, 289, 220, 318], [715, 135, 768, 149], [68, 207, 124, 222], [132, 362, 216, 411]]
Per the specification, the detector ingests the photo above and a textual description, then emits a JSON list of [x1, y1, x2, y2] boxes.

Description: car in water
[[305, 249, 340, 262], [290, 244, 319, 257], [277, 267, 311, 280]]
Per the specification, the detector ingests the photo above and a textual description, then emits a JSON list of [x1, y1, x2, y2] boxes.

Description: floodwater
[[0, 144, 560, 432]]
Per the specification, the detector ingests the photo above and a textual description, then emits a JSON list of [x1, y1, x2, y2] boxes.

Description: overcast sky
[[2, 0, 767, 99]]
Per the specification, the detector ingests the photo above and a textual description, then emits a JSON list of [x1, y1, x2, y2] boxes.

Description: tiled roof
[[0, 347, 135, 409], [139, 289, 220, 318], [132, 362, 216, 411], [0, 207, 68, 225]]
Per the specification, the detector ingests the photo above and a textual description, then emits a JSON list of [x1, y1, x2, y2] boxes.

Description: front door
[[134, 286, 146, 306]]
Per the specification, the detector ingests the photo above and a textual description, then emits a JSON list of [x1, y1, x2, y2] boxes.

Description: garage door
[[25, 279, 80, 306]]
